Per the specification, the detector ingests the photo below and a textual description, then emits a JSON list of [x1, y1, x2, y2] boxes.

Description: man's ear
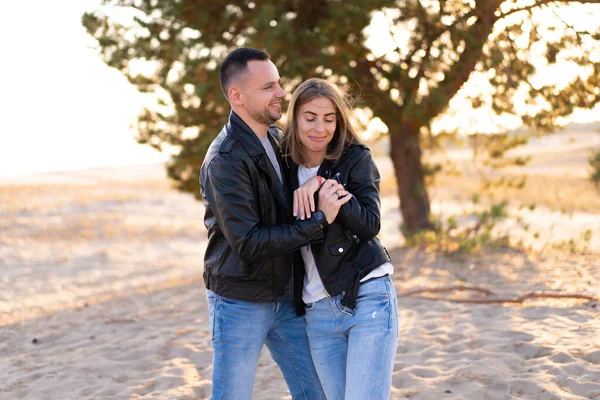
[[228, 86, 243, 106]]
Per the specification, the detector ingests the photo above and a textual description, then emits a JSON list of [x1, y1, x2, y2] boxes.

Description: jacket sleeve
[[335, 149, 382, 241], [203, 152, 324, 264]]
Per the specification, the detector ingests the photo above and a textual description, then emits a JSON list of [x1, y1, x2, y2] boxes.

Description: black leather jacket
[[288, 144, 391, 311], [200, 111, 324, 304]]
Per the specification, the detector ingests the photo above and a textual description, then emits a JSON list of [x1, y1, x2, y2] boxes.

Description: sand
[[1, 141, 600, 399]]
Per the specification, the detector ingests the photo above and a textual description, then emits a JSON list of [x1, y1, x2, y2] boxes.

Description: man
[[200, 47, 342, 399]]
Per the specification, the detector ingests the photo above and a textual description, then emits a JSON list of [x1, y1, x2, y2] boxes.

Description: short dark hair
[[219, 47, 270, 101]]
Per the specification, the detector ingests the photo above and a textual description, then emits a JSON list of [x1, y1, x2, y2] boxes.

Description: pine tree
[[83, 0, 600, 234]]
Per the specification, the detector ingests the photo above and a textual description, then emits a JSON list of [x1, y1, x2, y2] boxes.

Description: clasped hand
[[293, 176, 352, 223]]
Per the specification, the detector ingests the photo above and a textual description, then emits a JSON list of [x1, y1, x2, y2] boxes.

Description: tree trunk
[[390, 122, 433, 234]]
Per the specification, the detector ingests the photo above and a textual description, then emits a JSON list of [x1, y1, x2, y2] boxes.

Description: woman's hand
[[318, 179, 352, 224], [294, 175, 323, 220]]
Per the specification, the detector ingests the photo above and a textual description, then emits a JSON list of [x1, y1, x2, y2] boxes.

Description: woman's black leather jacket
[[288, 144, 391, 311]]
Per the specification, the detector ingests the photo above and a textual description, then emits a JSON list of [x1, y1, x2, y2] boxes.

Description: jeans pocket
[[340, 304, 355, 317], [333, 293, 355, 317], [305, 302, 317, 311], [357, 277, 390, 301]]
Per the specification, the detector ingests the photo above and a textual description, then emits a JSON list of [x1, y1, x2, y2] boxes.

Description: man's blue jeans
[[206, 290, 326, 400], [304, 275, 399, 400]]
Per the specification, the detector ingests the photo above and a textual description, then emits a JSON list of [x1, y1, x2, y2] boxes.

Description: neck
[[233, 108, 268, 138], [304, 153, 325, 169]]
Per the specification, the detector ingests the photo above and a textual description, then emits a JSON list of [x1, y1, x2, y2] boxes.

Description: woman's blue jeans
[[304, 275, 399, 400], [206, 291, 326, 400]]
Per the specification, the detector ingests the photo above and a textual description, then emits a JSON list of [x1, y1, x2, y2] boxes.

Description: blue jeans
[[304, 275, 399, 400], [206, 291, 326, 400]]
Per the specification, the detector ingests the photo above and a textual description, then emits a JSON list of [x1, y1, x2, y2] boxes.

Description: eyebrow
[[303, 111, 337, 117]]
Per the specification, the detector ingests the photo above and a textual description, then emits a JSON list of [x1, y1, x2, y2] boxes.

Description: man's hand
[[318, 179, 352, 224]]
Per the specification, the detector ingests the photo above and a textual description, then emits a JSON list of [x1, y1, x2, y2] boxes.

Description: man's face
[[239, 60, 286, 126]]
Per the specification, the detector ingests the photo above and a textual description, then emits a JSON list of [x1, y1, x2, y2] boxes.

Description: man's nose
[[275, 85, 286, 98]]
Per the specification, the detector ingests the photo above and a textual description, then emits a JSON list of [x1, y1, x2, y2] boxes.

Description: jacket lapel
[[228, 112, 289, 210], [255, 151, 289, 209]]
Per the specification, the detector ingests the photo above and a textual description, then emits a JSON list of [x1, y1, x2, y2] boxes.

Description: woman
[[281, 78, 399, 400]]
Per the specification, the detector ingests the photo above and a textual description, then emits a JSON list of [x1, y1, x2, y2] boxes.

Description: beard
[[249, 105, 281, 126]]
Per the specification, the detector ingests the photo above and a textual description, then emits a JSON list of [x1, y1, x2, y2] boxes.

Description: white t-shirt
[[297, 165, 393, 304]]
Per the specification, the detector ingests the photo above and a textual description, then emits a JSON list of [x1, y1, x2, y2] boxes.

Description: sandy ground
[[1, 136, 600, 399]]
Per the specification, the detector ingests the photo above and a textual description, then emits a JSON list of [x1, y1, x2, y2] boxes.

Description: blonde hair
[[281, 78, 361, 166]]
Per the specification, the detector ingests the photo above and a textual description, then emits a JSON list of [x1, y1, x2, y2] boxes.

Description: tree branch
[[401, 44, 431, 112], [548, 4, 597, 40], [416, 0, 502, 126], [400, 285, 599, 304], [500, 0, 600, 19], [499, 0, 553, 18]]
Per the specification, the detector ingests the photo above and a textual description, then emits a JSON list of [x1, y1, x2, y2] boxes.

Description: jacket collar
[[226, 111, 290, 209], [226, 111, 266, 156], [288, 144, 367, 189]]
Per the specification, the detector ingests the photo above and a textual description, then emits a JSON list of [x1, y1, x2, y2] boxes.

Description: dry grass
[[377, 129, 600, 213], [0, 179, 204, 244], [0, 180, 171, 214], [15, 213, 205, 243], [435, 173, 599, 213], [379, 167, 600, 214]]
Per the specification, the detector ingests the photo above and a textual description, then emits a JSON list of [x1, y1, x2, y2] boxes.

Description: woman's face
[[296, 97, 337, 165]]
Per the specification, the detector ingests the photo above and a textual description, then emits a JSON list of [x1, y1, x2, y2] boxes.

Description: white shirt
[[297, 165, 393, 304]]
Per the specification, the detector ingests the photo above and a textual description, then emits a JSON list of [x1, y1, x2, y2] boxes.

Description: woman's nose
[[315, 120, 324, 132]]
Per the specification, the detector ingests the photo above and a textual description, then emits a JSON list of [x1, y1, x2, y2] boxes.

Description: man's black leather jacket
[[288, 144, 391, 311], [200, 111, 324, 304]]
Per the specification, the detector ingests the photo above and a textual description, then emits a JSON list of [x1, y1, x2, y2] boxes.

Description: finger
[[322, 189, 338, 199], [310, 193, 315, 212], [337, 193, 353, 205], [303, 192, 312, 218], [322, 179, 338, 190], [293, 191, 299, 217], [329, 183, 345, 194], [320, 182, 342, 196], [299, 191, 306, 220]]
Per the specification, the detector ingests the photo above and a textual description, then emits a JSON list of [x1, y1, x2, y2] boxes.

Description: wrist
[[312, 210, 329, 229]]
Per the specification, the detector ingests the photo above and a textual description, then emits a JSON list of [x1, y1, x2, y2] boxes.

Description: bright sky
[[0, 0, 168, 178], [1, 1, 598, 177]]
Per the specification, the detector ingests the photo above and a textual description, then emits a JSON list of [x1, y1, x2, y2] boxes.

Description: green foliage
[[421, 161, 443, 181], [82, 0, 394, 198], [551, 229, 594, 254], [403, 199, 511, 254], [82, 0, 600, 227], [589, 149, 600, 188], [405, 124, 538, 254]]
